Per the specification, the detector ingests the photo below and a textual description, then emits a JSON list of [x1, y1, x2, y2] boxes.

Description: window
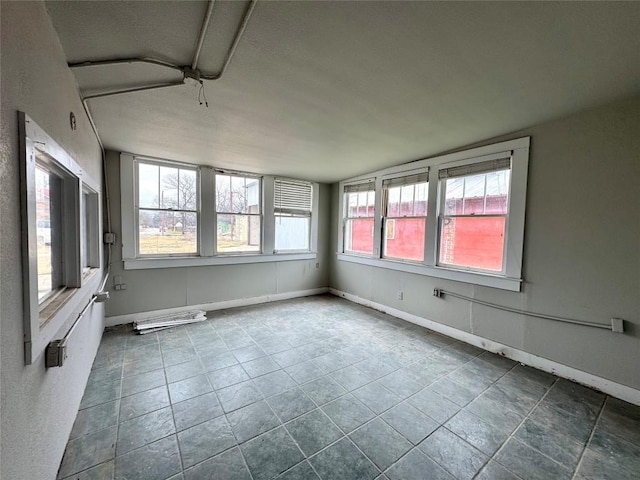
[[216, 173, 261, 253], [20, 112, 102, 364], [343, 180, 376, 255], [382, 171, 428, 262], [337, 137, 529, 291], [35, 164, 64, 303], [137, 161, 198, 256], [274, 178, 312, 251], [121, 154, 319, 269], [438, 158, 510, 272], [82, 186, 100, 274]]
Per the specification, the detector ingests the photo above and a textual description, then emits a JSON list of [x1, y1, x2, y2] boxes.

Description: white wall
[[104, 150, 331, 320], [330, 96, 640, 391], [0, 3, 104, 479]]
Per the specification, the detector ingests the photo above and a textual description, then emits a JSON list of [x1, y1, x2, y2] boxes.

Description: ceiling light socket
[[183, 68, 202, 87]]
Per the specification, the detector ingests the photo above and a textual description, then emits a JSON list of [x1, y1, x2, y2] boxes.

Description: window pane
[[275, 216, 310, 251], [444, 178, 464, 215], [82, 192, 89, 269], [159, 166, 179, 209], [231, 176, 247, 213], [216, 175, 260, 216], [345, 191, 375, 218], [344, 218, 374, 255], [35, 167, 62, 302], [346, 192, 358, 217], [36, 168, 53, 299], [400, 185, 414, 215], [383, 218, 425, 262], [179, 169, 197, 210], [439, 216, 506, 271], [366, 191, 375, 216], [246, 178, 260, 214], [415, 182, 428, 215], [485, 170, 510, 214], [138, 163, 159, 208], [444, 171, 510, 216], [387, 187, 401, 216], [463, 174, 485, 215], [217, 214, 261, 253], [138, 211, 197, 255], [386, 182, 428, 219], [216, 174, 231, 212]]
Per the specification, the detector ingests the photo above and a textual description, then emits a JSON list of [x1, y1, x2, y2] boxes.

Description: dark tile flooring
[[58, 295, 640, 480]]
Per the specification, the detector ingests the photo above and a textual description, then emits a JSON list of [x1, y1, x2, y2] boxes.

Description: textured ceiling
[[46, 1, 640, 183]]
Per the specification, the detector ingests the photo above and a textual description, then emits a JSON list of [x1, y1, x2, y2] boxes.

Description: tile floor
[[58, 295, 640, 480]]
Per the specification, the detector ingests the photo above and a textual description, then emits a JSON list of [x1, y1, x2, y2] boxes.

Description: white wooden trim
[[120, 153, 136, 261], [105, 287, 330, 326], [199, 167, 216, 257], [329, 288, 640, 406], [337, 137, 529, 291], [20, 113, 102, 364], [121, 153, 320, 266], [124, 252, 317, 270], [263, 176, 276, 254], [310, 183, 320, 253]]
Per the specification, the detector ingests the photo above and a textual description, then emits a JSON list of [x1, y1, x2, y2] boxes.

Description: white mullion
[[373, 176, 383, 258], [504, 145, 528, 279], [483, 174, 487, 214], [200, 167, 215, 257], [263, 176, 274, 254], [424, 177, 439, 267], [411, 184, 416, 216], [120, 153, 136, 260]]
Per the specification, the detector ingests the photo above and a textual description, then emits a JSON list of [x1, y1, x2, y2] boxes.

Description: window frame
[[381, 168, 429, 263], [274, 178, 314, 253], [134, 158, 200, 258], [436, 155, 511, 275], [82, 184, 101, 275], [341, 179, 377, 257], [120, 154, 320, 269], [337, 137, 530, 291], [19, 112, 102, 364], [215, 170, 263, 255]]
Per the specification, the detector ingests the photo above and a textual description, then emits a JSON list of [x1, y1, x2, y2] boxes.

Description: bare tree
[[160, 170, 197, 234], [215, 175, 248, 213]]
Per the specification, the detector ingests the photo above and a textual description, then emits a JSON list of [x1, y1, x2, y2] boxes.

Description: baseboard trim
[[330, 288, 640, 406], [105, 287, 330, 327]]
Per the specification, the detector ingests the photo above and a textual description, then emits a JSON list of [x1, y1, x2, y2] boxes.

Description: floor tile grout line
[[488, 377, 569, 478], [422, 424, 493, 480], [220, 413, 257, 480], [268, 361, 388, 479], [110, 349, 125, 480], [570, 394, 609, 480], [284, 403, 384, 478], [76, 298, 616, 480]]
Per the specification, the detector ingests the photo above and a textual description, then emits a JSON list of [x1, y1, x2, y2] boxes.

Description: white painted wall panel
[[330, 97, 640, 390], [103, 151, 331, 318], [0, 2, 104, 479]]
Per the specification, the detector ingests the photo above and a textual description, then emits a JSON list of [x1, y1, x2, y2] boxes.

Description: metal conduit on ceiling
[[71, 0, 257, 100]]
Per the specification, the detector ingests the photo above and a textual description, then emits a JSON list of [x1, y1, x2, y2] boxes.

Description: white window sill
[[124, 252, 317, 270], [336, 253, 522, 291]]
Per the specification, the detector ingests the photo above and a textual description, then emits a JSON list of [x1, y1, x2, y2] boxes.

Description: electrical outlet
[[397, 291, 403, 300], [316, 263, 320, 269], [433, 288, 443, 298], [114, 284, 127, 291]]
